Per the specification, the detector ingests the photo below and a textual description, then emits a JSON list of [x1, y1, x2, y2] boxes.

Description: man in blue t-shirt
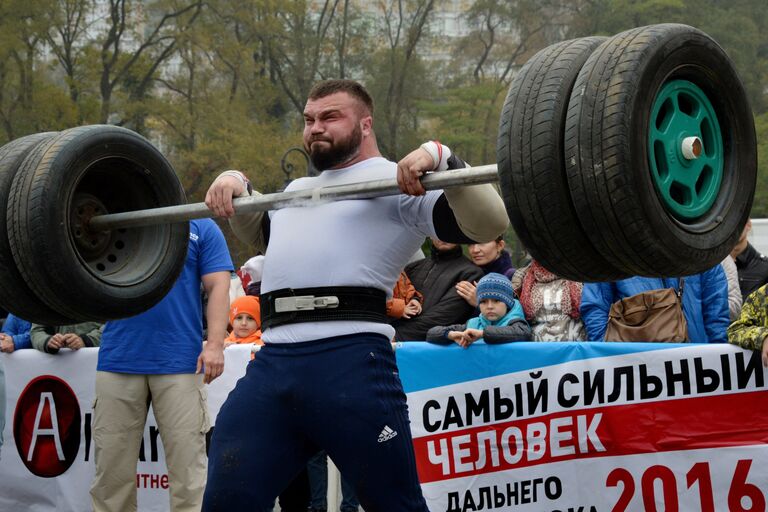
[[90, 219, 232, 512]]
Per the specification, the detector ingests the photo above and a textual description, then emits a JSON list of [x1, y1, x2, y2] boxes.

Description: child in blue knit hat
[[426, 272, 531, 347]]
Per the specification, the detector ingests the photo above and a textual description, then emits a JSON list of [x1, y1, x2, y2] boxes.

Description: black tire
[[564, 24, 756, 277], [0, 133, 77, 324], [8, 125, 189, 322], [497, 36, 624, 282]]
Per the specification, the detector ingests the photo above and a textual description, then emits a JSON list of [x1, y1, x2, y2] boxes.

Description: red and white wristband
[[419, 140, 452, 172]]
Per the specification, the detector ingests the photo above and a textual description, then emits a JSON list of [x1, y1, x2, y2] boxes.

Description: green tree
[[0, 0, 72, 139], [566, 0, 768, 113], [752, 111, 768, 217], [565, 0, 685, 36], [566, 0, 768, 217], [425, 0, 562, 164]]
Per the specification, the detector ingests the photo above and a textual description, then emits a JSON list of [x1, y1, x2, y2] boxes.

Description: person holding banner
[[0, 313, 32, 352], [202, 79, 509, 511], [427, 272, 530, 347], [727, 284, 768, 366], [30, 321, 103, 353], [393, 237, 483, 341], [731, 219, 768, 300]]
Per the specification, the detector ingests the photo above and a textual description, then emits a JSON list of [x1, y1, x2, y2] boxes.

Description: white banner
[[395, 342, 768, 512], [0, 345, 251, 512], [3, 342, 768, 512]]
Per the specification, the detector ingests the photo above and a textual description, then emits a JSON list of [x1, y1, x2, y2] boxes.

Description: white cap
[[241, 255, 265, 283]]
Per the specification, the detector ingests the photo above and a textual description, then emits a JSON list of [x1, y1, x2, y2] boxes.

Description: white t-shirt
[[262, 157, 440, 343]]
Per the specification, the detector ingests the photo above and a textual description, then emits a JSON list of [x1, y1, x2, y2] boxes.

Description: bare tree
[[262, 0, 340, 114], [97, 0, 202, 126], [44, 0, 96, 122], [373, 0, 435, 158]]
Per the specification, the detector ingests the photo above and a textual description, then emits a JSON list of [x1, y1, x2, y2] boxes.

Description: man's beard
[[305, 124, 362, 170]]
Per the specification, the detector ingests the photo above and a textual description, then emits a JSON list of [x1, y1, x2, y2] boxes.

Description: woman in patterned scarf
[[512, 259, 587, 341]]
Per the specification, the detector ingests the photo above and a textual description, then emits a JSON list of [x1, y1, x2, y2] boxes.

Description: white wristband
[[217, 170, 251, 195], [419, 141, 452, 172]]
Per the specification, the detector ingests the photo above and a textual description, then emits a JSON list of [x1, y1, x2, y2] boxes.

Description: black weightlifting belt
[[260, 286, 388, 330]]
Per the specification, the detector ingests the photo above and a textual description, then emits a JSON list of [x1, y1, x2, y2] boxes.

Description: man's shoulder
[[451, 256, 483, 273], [735, 246, 768, 292], [740, 243, 768, 266], [752, 247, 768, 267], [745, 284, 768, 308], [284, 175, 316, 192], [190, 218, 224, 238], [463, 263, 485, 280], [433, 255, 482, 278], [405, 257, 426, 272]]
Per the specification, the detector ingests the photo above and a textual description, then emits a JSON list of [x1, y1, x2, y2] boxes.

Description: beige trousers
[[90, 371, 210, 512]]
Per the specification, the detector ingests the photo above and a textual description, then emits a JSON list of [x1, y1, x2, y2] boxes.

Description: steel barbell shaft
[[88, 164, 500, 231]]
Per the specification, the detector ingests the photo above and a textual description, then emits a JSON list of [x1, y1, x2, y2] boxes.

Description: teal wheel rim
[[648, 79, 724, 221]]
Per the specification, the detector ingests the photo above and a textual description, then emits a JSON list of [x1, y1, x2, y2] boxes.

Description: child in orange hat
[[225, 295, 263, 347]]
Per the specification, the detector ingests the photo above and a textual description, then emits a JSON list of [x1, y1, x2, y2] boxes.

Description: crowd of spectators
[[7, 222, 760, 355]]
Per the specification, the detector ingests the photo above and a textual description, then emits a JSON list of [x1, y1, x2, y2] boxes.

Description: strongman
[[203, 79, 509, 511]]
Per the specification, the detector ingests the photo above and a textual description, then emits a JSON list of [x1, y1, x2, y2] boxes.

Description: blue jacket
[[580, 266, 729, 343], [2, 313, 31, 350]]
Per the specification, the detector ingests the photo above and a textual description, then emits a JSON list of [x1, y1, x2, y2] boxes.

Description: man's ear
[[360, 115, 373, 136]]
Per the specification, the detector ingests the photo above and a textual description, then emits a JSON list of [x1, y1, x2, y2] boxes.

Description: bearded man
[[202, 79, 509, 511]]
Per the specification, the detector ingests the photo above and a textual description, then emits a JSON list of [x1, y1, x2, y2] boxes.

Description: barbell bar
[[87, 165, 501, 231]]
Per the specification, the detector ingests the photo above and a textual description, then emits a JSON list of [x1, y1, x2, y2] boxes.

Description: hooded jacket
[[386, 271, 424, 318], [580, 265, 729, 343]]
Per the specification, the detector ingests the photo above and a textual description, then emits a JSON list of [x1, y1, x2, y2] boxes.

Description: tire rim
[[68, 156, 175, 286], [648, 79, 724, 221]]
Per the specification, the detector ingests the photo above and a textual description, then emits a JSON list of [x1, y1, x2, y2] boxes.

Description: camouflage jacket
[[727, 284, 768, 351]]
